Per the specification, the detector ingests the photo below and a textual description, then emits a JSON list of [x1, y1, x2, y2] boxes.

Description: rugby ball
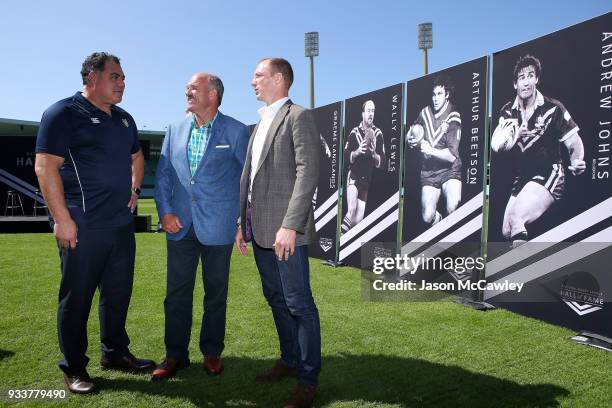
[[491, 118, 519, 152], [406, 124, 424, 147], [364, 128, 376, 151]]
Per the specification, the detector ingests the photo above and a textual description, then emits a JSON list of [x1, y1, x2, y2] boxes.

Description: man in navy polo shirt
[[35, 52, 155, 394]]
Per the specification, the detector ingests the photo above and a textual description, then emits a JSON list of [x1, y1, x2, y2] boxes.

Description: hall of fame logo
[[560, 271, 604, 316], [319, 237, 333, 252]]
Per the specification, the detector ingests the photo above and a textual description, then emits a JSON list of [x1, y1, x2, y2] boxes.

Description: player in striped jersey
[[342, 100, 385, 232], [406, 76, 462, 226], [491, 55, 585, 247]]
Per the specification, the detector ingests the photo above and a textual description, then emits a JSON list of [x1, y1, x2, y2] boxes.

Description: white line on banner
[[399, 214, 482, 276], [484, 226, 612, 300], [485, 197, 612, 278], [563, 301, 602, 316], [439, 214, 483, 243], [314, 192, 338, 220], [339, 208, 398, 261], [315, 204, 338, 232], [340, 192, 399, 246], [401, 192, 483, 255]]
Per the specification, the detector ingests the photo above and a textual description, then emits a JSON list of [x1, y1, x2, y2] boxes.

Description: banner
[[309, 102, 343, 261], [485, 12, 612, 338], [400, 57, 489, 298], [339, 84, 403, 267], [0, 136, 42, 216]]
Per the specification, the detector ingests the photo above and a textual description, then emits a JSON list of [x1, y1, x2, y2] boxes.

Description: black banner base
[[571, 331, 612, 352], [321, 260, 345, 268], [455, 296, 496, 311], [134, 215, 151, 233], [0, 216, 51, 233]]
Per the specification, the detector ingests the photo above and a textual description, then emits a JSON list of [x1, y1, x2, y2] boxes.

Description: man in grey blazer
[[235, 58, 320, 408]]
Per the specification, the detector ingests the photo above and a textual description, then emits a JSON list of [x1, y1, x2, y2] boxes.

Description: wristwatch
[[131, 187, 141, 196]]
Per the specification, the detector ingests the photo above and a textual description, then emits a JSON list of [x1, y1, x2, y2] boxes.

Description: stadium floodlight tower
[[305, 31, 319, 109], [418, 23, 433, 75]]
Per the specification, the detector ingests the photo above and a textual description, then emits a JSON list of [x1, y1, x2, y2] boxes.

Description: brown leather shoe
[[151, 357, 188, 381], [203, 356, 224, 376], [64, 371, 96, 394], [284, 383, 317, 408], [100, 352, 156, 372], [255, 360, 297, 383]]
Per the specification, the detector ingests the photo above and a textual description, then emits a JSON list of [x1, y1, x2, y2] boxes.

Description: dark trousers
[[252, 241, 321, 385], [57, 222, 135, 374], [164, 226, 233, 364]]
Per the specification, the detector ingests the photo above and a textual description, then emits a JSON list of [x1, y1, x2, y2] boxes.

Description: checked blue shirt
[[187, 113, 217, 175]]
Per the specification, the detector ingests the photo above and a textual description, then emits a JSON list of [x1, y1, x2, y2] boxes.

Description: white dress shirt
[[250, 97, 289, 190]]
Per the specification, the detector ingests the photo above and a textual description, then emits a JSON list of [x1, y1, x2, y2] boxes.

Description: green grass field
[[1, 208, 610, 406]]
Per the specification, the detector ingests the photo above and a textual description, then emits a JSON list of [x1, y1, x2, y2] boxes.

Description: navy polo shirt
[[36, 92, 140, 228]]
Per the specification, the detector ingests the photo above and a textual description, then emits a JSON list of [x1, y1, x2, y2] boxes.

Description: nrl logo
[[560, 271, 604, 316], [122, 118, 130, 128], [90, 117, 100, 124], [319, 237, 333, 252]]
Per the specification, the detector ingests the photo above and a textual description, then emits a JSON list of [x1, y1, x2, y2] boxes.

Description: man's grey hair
[[207, 74, 224, 106]]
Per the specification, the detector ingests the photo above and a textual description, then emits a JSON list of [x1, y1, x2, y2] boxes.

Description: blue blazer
[[154, 111, 249, 244]]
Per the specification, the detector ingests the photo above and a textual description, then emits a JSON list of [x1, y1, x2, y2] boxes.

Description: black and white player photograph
[[406, 75, 462, 226], [341, 99, 386, 233], [488, 14, 611, 251], [402, 57, 488, 246], [339, 84, 403, 268], [490, 54, 586, 248], [309, 102, 342, 261]]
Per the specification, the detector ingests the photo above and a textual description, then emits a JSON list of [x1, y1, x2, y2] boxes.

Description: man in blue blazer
[[153, 72, 249, 380]]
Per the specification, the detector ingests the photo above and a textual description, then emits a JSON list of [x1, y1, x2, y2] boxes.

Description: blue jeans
[[252, 241, 321, 385]]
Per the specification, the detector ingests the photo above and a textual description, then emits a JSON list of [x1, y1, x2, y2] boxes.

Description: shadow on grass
[[94, 354, 569, 407], [0, 349, 15, 361]]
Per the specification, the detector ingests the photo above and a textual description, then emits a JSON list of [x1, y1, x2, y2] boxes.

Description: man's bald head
[[362, 100, 375, 127], [189, 72, 224, 107]]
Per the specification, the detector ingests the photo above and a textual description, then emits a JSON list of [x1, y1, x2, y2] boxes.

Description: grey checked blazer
[[239, 100, 320, 248]]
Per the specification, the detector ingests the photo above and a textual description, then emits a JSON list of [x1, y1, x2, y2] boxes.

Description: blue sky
[[0, 0, 609, 130]]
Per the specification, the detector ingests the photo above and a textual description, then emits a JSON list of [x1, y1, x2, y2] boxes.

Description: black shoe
[[100, 352, 156, 372], [64, 370, 96, 394]]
